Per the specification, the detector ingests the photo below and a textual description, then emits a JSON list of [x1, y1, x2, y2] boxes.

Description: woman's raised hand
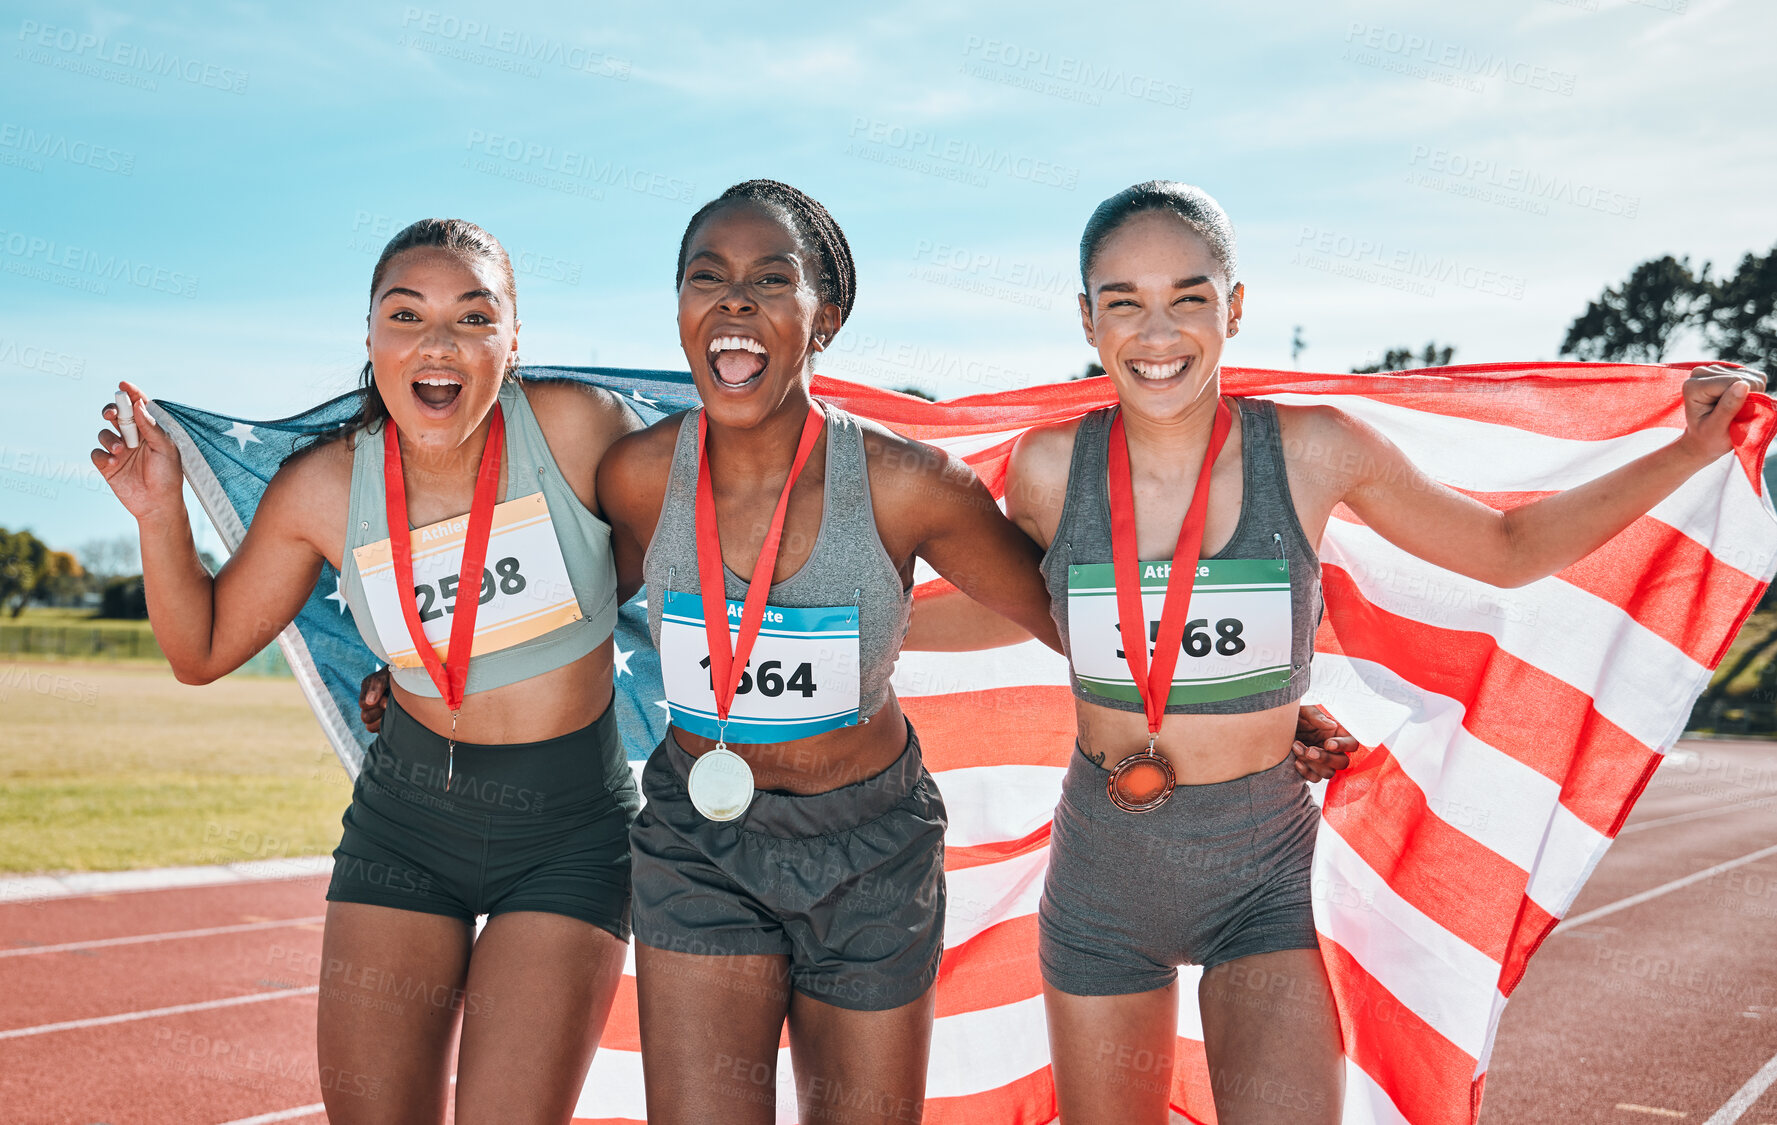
[[1676, 363, 1768, 462], [92, 381, 185, 523]]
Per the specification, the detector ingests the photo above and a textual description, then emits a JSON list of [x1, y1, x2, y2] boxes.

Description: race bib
[[1067, 559, 1293, 705], [352, 491, 581, 669], [658, 590, 860, 743]]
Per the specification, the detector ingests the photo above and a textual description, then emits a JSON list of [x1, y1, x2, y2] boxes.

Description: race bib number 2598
[[351, 491, 581, 668]]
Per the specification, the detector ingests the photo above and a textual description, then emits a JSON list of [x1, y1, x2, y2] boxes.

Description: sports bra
[[642, 404, 913, 727], [340, 378, 621, 697], [1038, 397, 1322, 715]]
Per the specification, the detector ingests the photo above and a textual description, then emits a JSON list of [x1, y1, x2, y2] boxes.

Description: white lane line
[[0, 986, 318, 1040], [1704, 1048, 1777, 1124], [0, 857, 333, 906], [1619, 795, 1777, 835], [1553, 842, 1777, 935], [215, 1105, 326, 1125], [0, 916, 325, 958]]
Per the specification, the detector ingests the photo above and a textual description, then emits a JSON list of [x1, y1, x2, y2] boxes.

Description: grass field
[[0, 660, 349, 873]]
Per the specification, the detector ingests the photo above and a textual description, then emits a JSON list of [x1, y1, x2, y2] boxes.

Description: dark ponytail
[[1079, 181, 1238, 294], [354, 218, 518, 434]]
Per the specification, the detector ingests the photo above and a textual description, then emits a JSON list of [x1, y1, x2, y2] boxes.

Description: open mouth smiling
[[708, 334, 769, 388]]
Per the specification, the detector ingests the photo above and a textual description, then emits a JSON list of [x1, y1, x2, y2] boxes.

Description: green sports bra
[[339, 378, 621, 698]]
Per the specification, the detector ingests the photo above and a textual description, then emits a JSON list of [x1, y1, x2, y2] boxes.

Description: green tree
[[1351, 343, 1456, 374], [1704, 243, 1777, 375], [891, 385, 936, 401], [1072, 363, 1106, 381], [0, 528, 81, 616], [1559, 255, 1709, 363]]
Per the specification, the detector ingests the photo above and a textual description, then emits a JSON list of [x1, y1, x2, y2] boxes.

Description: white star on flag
[[324, 576, 348, 615], [224, 422, 262, 451], [629, 389, 658, 407], [613, 642, 633, 678]]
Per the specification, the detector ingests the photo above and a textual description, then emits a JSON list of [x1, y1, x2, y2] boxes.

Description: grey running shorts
[[327, 697, 641, 940], [629, 722, 947, 1012], [1039, 748, 1321, 996]]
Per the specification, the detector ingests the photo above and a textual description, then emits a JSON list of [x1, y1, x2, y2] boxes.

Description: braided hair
[[353, 218, 518, 434], [675, 180, 857, 328], [1079, 181, 1238, 294]]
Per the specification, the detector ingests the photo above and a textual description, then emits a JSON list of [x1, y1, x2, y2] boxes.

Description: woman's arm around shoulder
[[862, 424, 1062, 652], [593, 413, 683, 603]]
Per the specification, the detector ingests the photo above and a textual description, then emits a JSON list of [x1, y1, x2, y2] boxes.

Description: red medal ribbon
[[383, 406, 506, 715], [1106, 397, 1234, 737], [693, 402, 826, 739]]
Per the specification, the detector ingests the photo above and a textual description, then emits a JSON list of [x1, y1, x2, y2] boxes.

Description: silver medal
[[687, 745, 756, 822]]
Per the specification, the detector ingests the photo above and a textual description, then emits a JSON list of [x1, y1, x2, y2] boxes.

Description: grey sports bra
[[642, 403, 913, 726], [1038, 397, 1323, 714]]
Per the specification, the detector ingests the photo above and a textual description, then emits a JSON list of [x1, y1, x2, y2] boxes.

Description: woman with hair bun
[[927, 180, 1761, 1124]]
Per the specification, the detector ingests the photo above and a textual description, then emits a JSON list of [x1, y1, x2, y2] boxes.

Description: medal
[[384, 406, 505, 791], [687, 401, 826, 822], [1103, 397, 1233, 814]]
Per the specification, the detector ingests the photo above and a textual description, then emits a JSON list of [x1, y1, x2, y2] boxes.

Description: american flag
[[154, 360, 1777, 1124]]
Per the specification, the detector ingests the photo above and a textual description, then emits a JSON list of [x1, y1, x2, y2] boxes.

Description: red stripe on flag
[[1331, 494, 1765, 668], [1318, 565, 1657, 835], [1321, 744, 1529, 962], [947, 823, 1051, 871], [934, 915, 1044, 1017], [898, 687, 1077, 771], [1319, 938, 1476, 1125]]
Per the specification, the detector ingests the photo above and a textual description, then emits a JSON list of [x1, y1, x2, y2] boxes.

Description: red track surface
[[4, 740, 1774, 1124]]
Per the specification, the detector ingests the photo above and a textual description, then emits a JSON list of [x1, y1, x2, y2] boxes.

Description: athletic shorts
[[629, 722, 947, 1012], [1038, 747, 1320, 997], [327, 696, 641, 940]]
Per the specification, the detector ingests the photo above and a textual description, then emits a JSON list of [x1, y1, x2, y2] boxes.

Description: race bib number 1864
[[658, 590, 861, 743]]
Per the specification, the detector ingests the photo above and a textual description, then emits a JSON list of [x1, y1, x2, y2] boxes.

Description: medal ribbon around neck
[[1106, 396, 1234, 740], [693, 402, 826, 748], [384, 404, 505, 786]]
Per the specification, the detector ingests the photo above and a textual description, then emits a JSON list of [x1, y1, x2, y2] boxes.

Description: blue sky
[[2, 0, 1771, 550]]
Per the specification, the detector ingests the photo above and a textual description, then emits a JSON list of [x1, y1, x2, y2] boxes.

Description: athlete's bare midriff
[[391, 639, 617, 745], [1074, 694, 1300, 785], [670, 693, 912, 794]]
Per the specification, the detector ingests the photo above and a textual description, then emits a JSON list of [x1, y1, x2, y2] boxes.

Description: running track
[[4, 740, 1774, 1124]]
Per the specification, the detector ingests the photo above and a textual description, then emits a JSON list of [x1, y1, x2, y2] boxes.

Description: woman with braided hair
[[592, 178, 1068, 1122]]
